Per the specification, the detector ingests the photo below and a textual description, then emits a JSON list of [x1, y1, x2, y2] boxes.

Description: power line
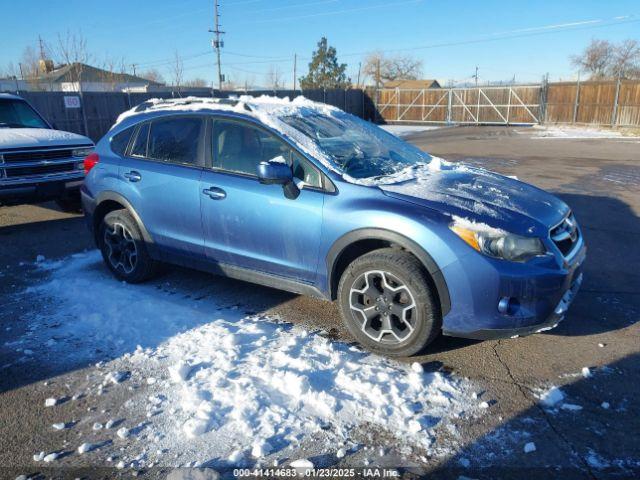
[[228, 0, 423, 25]]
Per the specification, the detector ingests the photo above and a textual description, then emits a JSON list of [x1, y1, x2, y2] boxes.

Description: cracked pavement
[[1, 126, 638, 478]]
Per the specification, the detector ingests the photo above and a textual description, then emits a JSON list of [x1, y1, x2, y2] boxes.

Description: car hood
[[0, 128, 92, 150], [380, 164, 569, 236]]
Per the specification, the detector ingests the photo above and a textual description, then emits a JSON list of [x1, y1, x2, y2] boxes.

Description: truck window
[[0, 98, 49, 129]]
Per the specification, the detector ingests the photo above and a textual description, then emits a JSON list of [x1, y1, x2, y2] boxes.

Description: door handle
[[123, 170, 142, 182], [202, 186, 226, 200]]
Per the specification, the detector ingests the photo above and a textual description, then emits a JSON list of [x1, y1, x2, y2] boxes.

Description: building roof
[[383, 79, 441, 89], [33, 63, 163, 86]]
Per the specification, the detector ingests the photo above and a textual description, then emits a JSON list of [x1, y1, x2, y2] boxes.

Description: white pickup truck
[[0, 93, 94, 210]]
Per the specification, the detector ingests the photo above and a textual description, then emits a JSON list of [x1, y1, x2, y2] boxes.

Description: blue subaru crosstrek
[[81, 96, 586, 357]]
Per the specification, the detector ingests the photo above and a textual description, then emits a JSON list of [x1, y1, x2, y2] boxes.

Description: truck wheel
[[98, 209, 158, 283], [337, 248, 441, 357]]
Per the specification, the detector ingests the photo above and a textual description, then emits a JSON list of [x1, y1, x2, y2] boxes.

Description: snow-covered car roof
[[115, 95, 338, 127]]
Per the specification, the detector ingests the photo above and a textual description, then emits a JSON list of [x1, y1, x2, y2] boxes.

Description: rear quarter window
[[130, 123, 150, 157], [110, 128, 134, 156]]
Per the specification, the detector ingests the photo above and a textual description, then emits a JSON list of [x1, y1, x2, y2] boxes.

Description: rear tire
[[337, 248, 441, 357], [98, 209, 158, 283]]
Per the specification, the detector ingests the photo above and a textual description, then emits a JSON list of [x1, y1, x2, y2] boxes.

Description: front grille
[[3, 149, 73, 163], [1, 147, 82, 181], [550, 213, 580, 257], [4, 163, 76, 178]]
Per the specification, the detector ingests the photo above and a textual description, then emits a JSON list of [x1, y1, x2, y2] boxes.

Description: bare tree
[[52, 30, 92, 91], [171, 51, 184, 92], [612, 39, 640, 78], [140, 68, 165, 84], [20, 46, 41, 79], [363, 51, 423, 85], [0, 62, 19, 79], [224, 73, 242, 91], [101, 56, 118, 91], [183, 77, 209, 88], [570, 39, 614, 79], [266, 64, 284, 89]]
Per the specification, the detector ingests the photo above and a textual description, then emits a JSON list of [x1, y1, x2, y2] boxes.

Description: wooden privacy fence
[[545, 80, 640, 127], [375, 80, 640, 127]]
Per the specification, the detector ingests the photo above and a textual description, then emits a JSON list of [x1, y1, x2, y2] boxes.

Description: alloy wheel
[[349, 270, 417, 344], [104, 222, 138, 274]]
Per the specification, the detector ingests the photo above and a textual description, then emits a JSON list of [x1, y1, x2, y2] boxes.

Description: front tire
[[337, 248, 441, 357], [98, 209, 158, 283]]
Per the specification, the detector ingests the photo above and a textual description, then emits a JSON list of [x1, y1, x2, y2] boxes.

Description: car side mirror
[[256, 158, 300, 200], [257, 158, 292, 185]]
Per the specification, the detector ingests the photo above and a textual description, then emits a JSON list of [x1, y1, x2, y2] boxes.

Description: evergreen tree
[[299, 37, 350, 89]]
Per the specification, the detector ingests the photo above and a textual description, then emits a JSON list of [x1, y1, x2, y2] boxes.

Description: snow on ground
[[22, 251, 481, 470], [380, 124, 444, 137], [518, 125, 638, 139]]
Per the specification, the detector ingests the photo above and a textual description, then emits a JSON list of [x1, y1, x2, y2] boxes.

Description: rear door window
[[148, 117, 203, 166]]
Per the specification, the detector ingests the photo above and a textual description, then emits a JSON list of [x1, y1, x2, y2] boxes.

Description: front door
[[200, 117, 326, 283]]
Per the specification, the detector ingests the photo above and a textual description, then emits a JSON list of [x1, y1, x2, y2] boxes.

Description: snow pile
[[537, 386, 565, 407], [27, 251, 478, 466], [451, 215, 507, 237], [522, 125, 632, 139], [149, 317, 470, 453], [380, 125, 443, 137]]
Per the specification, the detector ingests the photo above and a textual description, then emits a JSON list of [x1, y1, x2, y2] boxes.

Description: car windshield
[[279, 110, 431, 180], [0, 98, 49, 129]]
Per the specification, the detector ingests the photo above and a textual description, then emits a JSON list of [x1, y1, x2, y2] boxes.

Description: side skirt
[[156, 249, 330, 301]]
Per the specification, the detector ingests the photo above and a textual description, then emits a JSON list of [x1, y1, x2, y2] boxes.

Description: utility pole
[[131, 63, 137, 76], [209, 1, 225, 91], [293, 53, 297, 91], [473, 65, 479, 87], [356, 62, 361, 88]]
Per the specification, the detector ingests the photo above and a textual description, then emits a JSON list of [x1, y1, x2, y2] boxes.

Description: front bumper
[[440, 237, 586, 340], [444, 271, 583, 340], [0, 172, 84, 204]]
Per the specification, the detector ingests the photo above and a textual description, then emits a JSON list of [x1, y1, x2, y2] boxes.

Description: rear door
[[119, 115, 205, 257], [200, 116, 326, 282]]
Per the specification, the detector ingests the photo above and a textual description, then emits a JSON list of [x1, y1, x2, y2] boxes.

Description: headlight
[[72, 147, 94, 157], [450, 218, 546, 262]]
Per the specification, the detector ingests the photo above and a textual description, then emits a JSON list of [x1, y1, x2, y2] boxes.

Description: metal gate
[[375, 85, 542, 125]]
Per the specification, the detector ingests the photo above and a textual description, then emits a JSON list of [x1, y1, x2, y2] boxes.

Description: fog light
[[498, 297, 520, 315], [498, 297, 511, 314]]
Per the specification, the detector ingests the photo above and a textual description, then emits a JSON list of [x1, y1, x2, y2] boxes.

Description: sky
[[1, 0, 639, 88]]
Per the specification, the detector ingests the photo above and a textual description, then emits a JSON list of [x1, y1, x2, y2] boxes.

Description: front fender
[[325, 227, 453, 315]]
